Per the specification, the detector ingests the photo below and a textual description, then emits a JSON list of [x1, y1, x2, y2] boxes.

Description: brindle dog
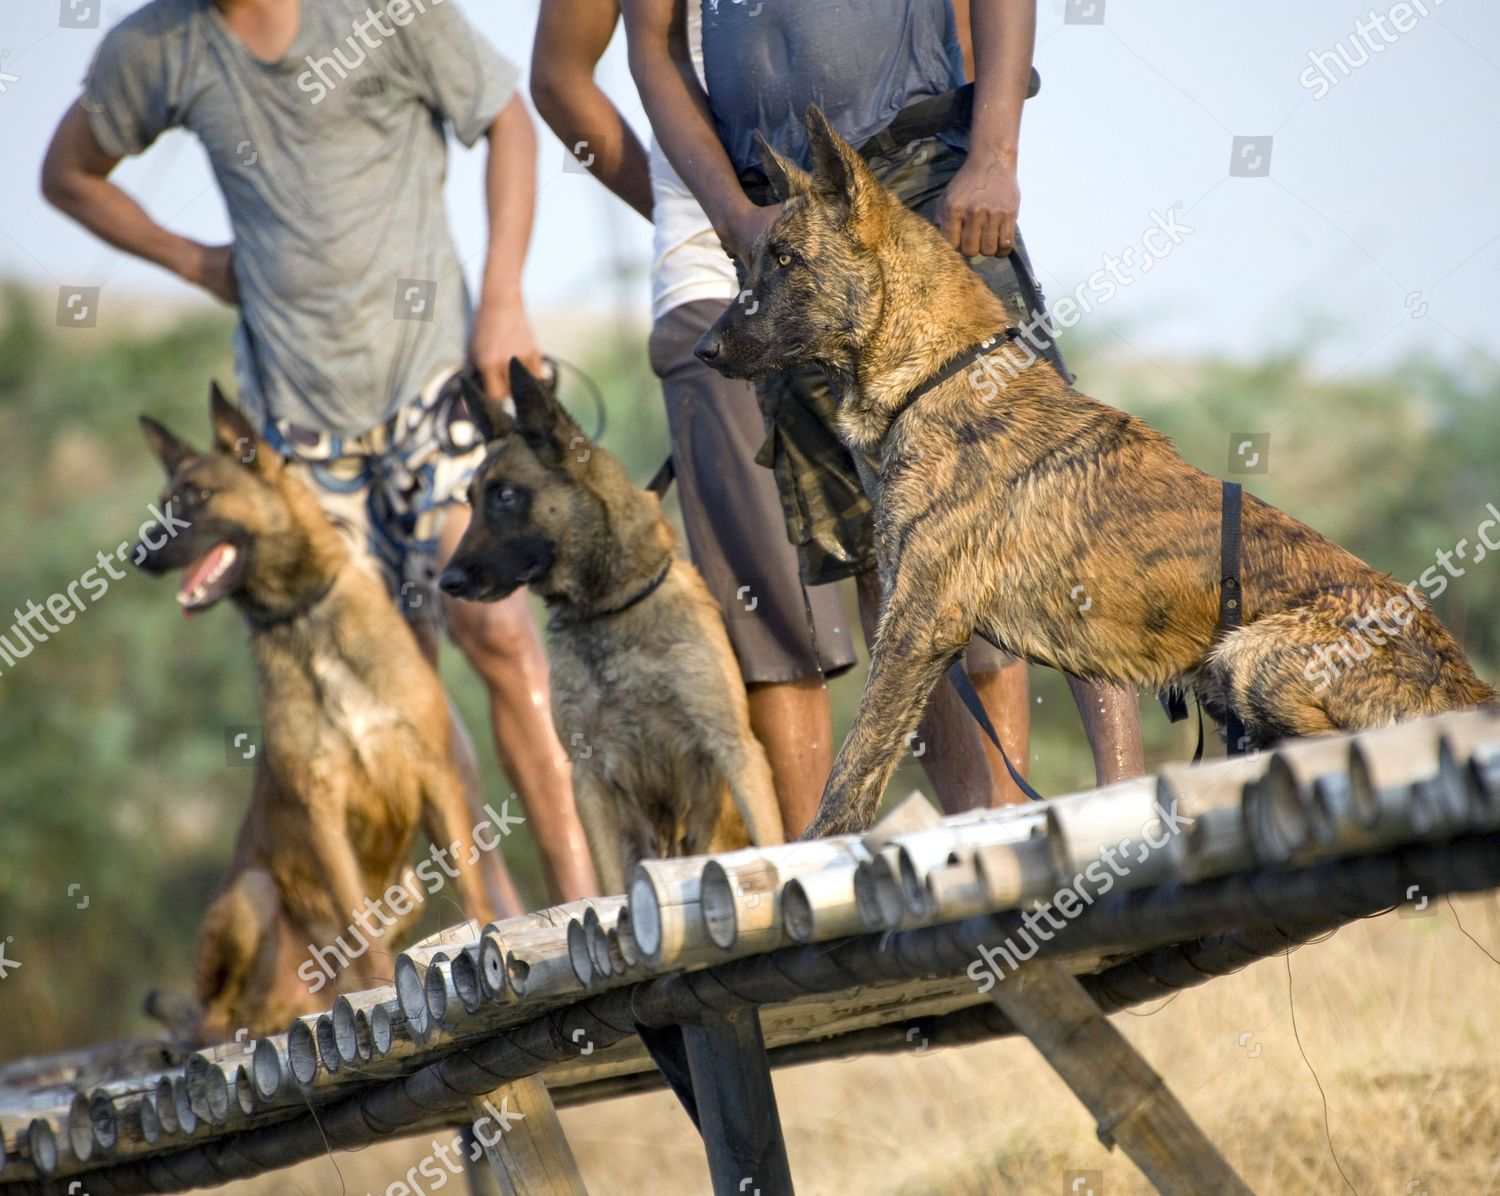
[[695, 107, 1497, 838], [439, 360, 784, 893], [136, 386, 496, 1039]]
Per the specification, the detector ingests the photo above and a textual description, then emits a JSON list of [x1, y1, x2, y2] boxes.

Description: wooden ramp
[[2, 711, 1498, 1194]]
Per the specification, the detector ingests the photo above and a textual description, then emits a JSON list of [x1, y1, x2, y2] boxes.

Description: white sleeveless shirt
[[647, 4, 739, 321]]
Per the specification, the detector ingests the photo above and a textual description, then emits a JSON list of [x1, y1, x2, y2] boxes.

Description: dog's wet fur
[[441, 361, 783, 891], [697, 108, 1498, 837], [136, 386, 495, 1040]]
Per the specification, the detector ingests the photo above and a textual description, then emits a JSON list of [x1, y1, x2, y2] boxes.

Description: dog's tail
[[144, 988, 203, 1042]]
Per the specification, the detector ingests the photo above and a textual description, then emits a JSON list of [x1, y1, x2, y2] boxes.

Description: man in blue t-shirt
[[622, 0, 1145, 803]]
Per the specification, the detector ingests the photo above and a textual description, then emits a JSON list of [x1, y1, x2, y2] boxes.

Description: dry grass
[[201, 896, 1500, 1195]]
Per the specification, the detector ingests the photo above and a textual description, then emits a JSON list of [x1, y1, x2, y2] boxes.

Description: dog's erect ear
[[466, 387, 515, 443], [755, 131, 812, 203], [509, 358, 582, 462], [803, 105, 887, 243], [207, 381, 277, 474], [139, 415, 195, 478]]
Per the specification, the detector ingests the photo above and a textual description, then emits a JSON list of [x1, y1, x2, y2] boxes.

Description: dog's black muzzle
[[132, 526, 199, 574], [438, 564, 479, 600]]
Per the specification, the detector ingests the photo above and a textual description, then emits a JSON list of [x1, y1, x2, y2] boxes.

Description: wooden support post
[[639, 1010, 795, 1196], [465, 1074, 588, 1196], [986, 959, 1250, 1196]]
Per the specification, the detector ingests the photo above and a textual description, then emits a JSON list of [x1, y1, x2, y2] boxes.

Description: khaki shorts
[[651, 300, 857, 684]]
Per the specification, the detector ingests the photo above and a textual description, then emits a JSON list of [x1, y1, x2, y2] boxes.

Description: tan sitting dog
[[440, 360, 784, 892], [136, 386, 497, 1040]]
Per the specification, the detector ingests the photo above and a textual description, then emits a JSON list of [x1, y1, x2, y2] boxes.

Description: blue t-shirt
[[700, 0, 966, 174]]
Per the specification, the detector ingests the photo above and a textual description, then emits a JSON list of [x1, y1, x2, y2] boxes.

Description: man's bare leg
[[855, 571, 998, 814], [443, 702, 526, 918], [1067, 677, 1145, 785], [437, 509, 599, 903], [971, 659, 1033, 806], [746, 677, 833, 838], [411, 620, 525, 918]]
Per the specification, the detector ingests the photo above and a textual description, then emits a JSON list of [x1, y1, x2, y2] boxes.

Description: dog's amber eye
[[777, 252, 793, 268]]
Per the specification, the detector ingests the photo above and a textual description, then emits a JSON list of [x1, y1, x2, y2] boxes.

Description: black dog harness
[[1162, 481, 1248, 763], [951, 482, 1248, 802]]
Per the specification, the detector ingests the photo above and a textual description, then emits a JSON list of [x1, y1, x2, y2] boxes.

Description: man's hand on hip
[[181, 242, 240, 306], [471, 298, 544, 399], [936, 151, 1020, 259]]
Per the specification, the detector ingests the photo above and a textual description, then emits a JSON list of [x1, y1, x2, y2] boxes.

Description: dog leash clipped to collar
[[552, 555, 673, 630]]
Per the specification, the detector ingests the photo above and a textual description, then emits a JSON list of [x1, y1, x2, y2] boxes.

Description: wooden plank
[[465, 1075, 588, 1196], [681, 1009, 794, 1196], [986, 959, 1250, 1196]]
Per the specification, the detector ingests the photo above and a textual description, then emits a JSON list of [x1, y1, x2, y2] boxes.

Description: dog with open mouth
[[134, 384, 498, 1041]]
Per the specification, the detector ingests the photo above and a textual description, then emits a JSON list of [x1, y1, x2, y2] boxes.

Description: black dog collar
[[552, 555, 673, 628], [884, 327, 1026, 438]]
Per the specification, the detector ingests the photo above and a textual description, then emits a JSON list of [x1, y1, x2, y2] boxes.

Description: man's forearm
[[968, 0, 1036, 163], [535, 81, 654, 221], [41, 101, 208, 285], [45, 167, 202, 282], [479, 96, 538, 309], [531, 0, 654, 220], [621, 0, 754, 247]]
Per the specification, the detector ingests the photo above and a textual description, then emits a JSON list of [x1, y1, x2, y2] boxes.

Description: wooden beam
[[681, 1009, 794, 1196], [639, 1009, 795, 1195], [465, 1075, 588, 1196], [986, 959, 1250, 1195]]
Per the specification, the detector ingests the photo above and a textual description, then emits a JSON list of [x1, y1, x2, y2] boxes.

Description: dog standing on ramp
[[136, 387, 497, 1040], [695, 107, 1497, 838], [440, 361, 784, 893]]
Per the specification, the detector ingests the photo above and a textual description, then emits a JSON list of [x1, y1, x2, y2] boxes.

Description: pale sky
[[1, 0, 1498, 379]]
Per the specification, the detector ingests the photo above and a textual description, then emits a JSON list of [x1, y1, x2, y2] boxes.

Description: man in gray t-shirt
[[42, 0, 599, 905], [73, 0, 519, 434]]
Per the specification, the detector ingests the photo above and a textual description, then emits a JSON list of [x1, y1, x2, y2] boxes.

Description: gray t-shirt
[[85, 0, 518, 436]]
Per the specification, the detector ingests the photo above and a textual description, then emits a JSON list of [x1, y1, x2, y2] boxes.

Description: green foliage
[[0, 284, 1496, 1059]]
